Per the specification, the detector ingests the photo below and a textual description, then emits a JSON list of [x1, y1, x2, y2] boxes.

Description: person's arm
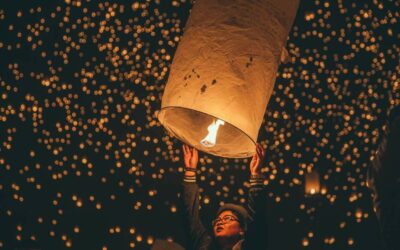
[[243, 144, 268, 250], [180, 145, 212, 250], [367, 107, 400, 250]]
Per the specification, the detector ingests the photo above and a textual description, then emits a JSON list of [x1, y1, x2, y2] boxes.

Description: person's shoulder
[[232, 239, 245, 250]]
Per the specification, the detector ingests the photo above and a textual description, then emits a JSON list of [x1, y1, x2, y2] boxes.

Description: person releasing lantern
[[180, 144, 268, 250], [158, 0, 300, 158]]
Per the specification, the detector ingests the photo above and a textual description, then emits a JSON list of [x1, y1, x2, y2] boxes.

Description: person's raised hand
[[250, 144, 265, 176], [182, 144, 198, 170]]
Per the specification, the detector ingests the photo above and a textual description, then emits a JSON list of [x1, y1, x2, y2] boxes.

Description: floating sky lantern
[[305, 170, 321, 196], [158, 0, 300, 157]]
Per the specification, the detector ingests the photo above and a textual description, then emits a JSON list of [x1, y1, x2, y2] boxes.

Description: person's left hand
[[182, 144, 198, 170], [250, 144, 265, 175]]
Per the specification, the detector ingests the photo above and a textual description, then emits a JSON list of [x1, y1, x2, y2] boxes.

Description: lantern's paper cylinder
[[158, 0, 299, 158], [305, 171, 321, 196]]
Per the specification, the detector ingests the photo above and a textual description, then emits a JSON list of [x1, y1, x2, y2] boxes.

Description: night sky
[[0, 0, 399, 249]]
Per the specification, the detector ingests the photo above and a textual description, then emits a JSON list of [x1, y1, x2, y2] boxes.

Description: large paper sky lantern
[[158, 0, 300, 158]]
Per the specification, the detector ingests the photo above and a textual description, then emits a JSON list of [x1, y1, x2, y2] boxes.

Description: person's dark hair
[[230, 210, 246, 228]]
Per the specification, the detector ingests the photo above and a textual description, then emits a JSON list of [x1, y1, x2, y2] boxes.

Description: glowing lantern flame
[[200, 119, 225, 147]]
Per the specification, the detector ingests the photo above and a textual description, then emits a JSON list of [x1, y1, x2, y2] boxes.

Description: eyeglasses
[[212, 215, 239, 226]]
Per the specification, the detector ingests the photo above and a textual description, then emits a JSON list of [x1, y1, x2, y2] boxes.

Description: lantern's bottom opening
[[158, 107, 256, 158]]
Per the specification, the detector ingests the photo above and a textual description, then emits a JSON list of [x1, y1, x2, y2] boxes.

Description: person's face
[[213, 210, 244, 239]]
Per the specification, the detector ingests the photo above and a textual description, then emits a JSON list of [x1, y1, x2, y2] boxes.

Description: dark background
[[0, 0, 399, 249]]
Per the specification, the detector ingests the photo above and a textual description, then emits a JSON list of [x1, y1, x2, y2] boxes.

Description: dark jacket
[[180, 176, 268, 250], [367, 108, 400, 250]]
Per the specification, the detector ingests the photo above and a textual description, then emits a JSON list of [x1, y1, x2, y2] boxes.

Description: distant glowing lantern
[[305, 170, 321, 196], [355, 208, 363, 220], [158, 0, 300, 157]]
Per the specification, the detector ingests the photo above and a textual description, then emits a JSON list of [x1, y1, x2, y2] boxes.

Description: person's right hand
[[250, 144, 265, 176], [182, 144, 198, 170]]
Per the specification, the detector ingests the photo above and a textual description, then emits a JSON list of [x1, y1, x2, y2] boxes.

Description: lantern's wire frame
[[158, 106, 258, 158]]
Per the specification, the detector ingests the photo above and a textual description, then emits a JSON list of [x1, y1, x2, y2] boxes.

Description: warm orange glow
[[305, 170, 320, 196], [200, 119, 225, 147]]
